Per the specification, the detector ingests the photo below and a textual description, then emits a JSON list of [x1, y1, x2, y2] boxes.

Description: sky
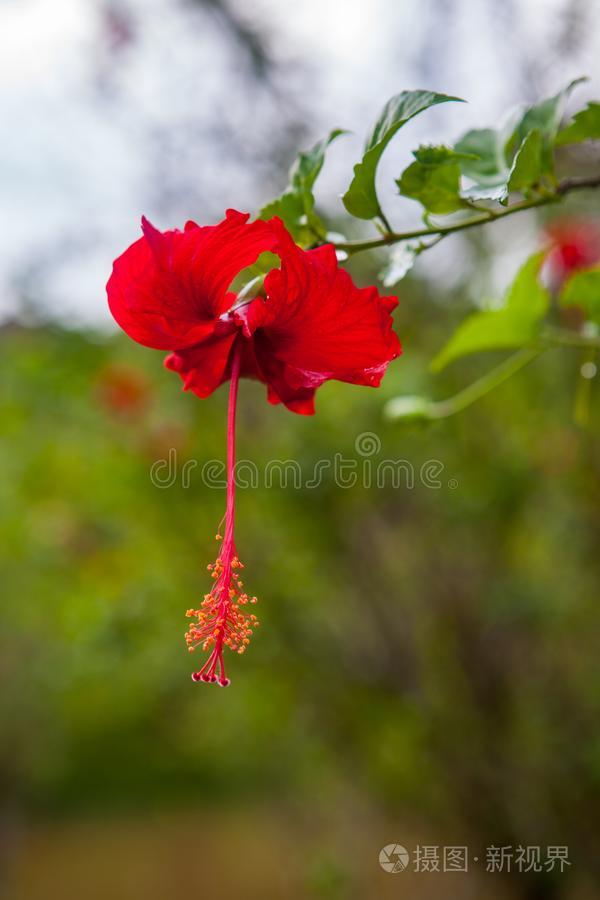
[[1, 0, 599, 327]]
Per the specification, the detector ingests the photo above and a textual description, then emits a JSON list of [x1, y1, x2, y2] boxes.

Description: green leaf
[[454, 118, 522, 199], [259, 129, 347, 245], [290, 129, 348, 202], [560, 265, 600, 324], [397, 145, 473, 215], [504, 77, 586, 176], [455, 79, 585, 199], [342, 90, 463, 221], [432, 251, 549, 371], [228, 251, 281, 298], [432, 312, 537, 372], [259, 192, 307, 238], [455, 127, 509, 186], [556, 101, 600, 145], [506, 129, 543, 195]]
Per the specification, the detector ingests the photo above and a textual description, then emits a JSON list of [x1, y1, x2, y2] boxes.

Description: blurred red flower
[[107, 209, 400, 685], [95, 362, 150, 418], [544, 217, 600, 287]]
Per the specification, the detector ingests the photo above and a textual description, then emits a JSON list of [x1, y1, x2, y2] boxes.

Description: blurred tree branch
[[187, 0, 274, 78]]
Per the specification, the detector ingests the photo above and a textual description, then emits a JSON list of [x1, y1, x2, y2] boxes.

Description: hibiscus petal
[[166, 327, 273, 400], [107, 211, 278, 351], [164, 331, 238, 398], [251, 333, 317, 414], [245, 222, 401, 406], [181, 210, 279, 316]]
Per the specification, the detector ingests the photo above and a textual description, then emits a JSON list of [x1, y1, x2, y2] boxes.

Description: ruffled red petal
[[164, 331, 237, 399], [164, 326, 268, 400], [107, 210, 278, 351], [235, 222, 401, 411], [251, 331, 317, 414]]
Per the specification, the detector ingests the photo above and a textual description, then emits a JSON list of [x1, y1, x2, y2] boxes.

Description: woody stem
[[333, 174, 600, 256]]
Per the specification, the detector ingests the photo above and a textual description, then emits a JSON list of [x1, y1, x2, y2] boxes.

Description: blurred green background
[[2, 250, 599, 899], [2, 1, 600, 898]]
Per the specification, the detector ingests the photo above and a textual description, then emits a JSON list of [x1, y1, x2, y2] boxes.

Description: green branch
[[334, 175, 600, 256], [386, 327, 600, 423], [542, 325, 600, 350], [426, 348, 543, 421]]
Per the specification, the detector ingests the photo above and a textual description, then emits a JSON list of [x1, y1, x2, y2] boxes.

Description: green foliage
[[229, 251, 281, 299], [560, 265, 600, 324], [557, 101, 600, 145], [397, 145, 473, 215], [259, 192, 306, 240], [455, 80, 585, 201], [432, 252, 549, 371], [504, 78, 585, 175], [342, 90, 463, 221], [259, 129, 347, 245], [454, 126, 513, 199], [506, 128, 543, 195], [258, 79, 598, 275]]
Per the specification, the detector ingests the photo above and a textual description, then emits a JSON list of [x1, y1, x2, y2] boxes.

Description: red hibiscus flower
[[107, 209, 400, 685]]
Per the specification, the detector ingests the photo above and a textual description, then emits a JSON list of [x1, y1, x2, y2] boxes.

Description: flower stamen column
[[186, 339, 258, 685]]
